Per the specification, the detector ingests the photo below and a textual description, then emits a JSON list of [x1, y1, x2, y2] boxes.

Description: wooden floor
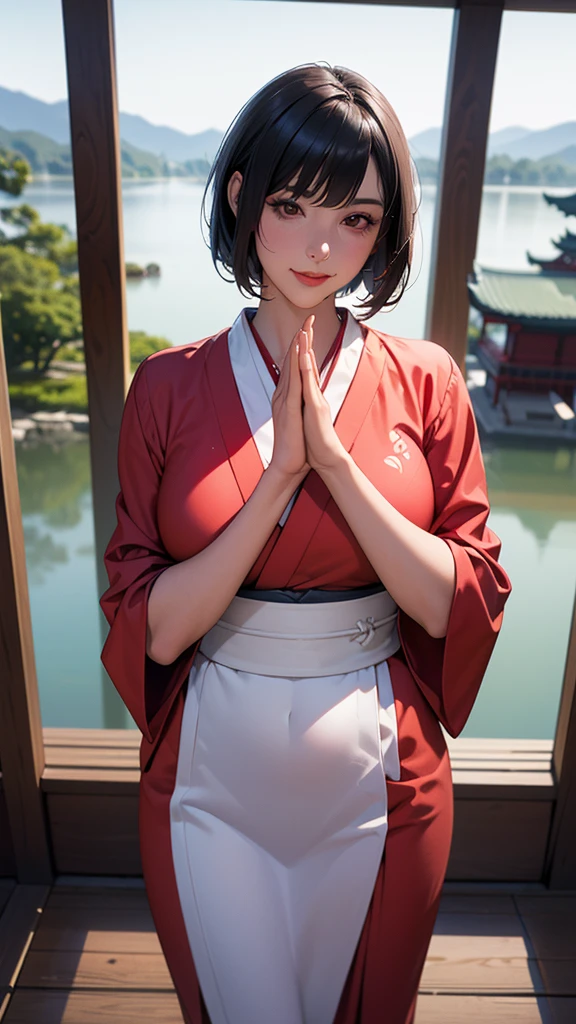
[[0, 878, 575, 1023]]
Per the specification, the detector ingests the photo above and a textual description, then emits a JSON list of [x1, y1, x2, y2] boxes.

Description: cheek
[[256, 212, 294, 259], [339, 232, 374, 269]]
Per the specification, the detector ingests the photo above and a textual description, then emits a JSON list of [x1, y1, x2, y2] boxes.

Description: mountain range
[[1, 84, 576, 170], [0, 85, 222, 163], [409, 122, 576, 164]]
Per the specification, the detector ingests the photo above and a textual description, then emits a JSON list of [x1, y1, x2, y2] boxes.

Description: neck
[[250, 276, 342, 369]]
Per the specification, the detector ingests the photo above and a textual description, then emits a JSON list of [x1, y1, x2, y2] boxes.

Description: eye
[[268, 198, 301, 218], [343, 213, 377, 230]]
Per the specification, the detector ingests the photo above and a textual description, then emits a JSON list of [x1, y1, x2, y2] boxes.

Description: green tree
[[0, 148, 30, 196], [129, 330, 171, 369], [0, 203, 78, 274], [0, 157, 83, 372], [1, 283, 82, 372], [0, 244, 60, 291]]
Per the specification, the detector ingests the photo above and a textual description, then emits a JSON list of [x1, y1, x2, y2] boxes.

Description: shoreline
[[11, 409, 90, 444], [22, 176, 576, 194]]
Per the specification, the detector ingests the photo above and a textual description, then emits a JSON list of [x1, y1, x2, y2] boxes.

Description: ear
[[227, 171, 243, 216]]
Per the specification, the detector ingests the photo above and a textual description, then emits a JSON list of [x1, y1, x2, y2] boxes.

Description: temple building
[[467, 189, 576, 414]]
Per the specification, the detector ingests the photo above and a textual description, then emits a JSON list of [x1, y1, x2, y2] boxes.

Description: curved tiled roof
[[468, 264, 576, 327]]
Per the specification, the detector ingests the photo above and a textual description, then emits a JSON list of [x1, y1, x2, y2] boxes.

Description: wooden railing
[[0, 731, 557, 881]]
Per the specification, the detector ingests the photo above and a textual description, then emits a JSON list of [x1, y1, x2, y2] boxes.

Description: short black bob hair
[[203, 63, 419, 320]]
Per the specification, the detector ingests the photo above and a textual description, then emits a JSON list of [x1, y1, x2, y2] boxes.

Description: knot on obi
[[352, 617, 376, 646]]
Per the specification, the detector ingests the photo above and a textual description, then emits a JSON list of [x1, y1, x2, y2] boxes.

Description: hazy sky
[[0, 0, 574, 139]]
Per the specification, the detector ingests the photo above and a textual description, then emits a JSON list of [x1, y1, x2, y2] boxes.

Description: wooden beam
[[249, 0, 576, 10], [425, 2, 504, 370], [0, 315, 52, 884], [61, 0, 130, 607], [546, 596, 576, 888], [248, 1, 576, 13]]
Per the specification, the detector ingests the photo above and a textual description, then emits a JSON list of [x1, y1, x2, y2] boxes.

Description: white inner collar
[[227, 308, 365, 524]]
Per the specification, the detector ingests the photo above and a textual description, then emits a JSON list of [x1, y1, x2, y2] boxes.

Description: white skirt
[[169, 591, 401, 1024]]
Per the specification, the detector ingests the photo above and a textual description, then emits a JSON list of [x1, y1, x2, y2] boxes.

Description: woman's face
[[229, 157, 385, 309]]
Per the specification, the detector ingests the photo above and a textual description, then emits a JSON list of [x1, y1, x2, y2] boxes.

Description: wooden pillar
[[61, 0, 130, 605], [546, 597, 576, 887], [0, 312, 53, 884], [425, 1, 504, 372]]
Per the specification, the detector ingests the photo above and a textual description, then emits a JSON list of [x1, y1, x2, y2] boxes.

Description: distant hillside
[[0, 126, 73, 175], [0, 87, 70, 143], [3, 83, 576, 176], [407, 127, 442, 161], [413, 148, 576, 187], [0, 85, 224, 163], [408, 122, 576, 163], [503, 123, 576, 161], [0, 125, 211, 180], [544, 145, 576, 168]]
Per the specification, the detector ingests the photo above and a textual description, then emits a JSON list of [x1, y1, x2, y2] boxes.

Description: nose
[[305, 240, 330, 263]]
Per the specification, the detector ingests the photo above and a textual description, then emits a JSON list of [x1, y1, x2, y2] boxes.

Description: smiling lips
[[291, 269, 334, 287]]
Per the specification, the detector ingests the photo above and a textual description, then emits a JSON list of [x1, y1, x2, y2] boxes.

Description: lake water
[[6, 179, 576, 737]]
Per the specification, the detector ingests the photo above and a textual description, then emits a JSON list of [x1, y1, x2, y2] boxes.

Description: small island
[[125, 261, 161, 279]]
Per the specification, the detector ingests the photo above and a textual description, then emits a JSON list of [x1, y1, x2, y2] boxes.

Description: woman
[[100, 64, 512, 1024]]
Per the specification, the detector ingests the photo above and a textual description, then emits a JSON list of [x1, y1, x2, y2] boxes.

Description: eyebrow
[[346, 197, 384, 207], [279, 187, 384, 208]]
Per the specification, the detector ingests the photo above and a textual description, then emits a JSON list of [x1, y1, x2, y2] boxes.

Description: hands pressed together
[[270, 315, 347, 482]]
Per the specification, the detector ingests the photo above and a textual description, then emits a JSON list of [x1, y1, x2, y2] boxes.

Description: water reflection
[[16, 438, 133, 731], [14, 435, 576, 738], [17, 438, 92, 527], [485, 445, 576, 547], [23, 525, 68, 585]]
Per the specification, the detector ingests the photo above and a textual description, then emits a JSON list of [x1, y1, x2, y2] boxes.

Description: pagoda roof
[[553, 230, 576, 254], [543, 192, 576, 217], [468, 264, 576, 329]]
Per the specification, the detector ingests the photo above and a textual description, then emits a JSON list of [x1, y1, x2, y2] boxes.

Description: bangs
[[263, 100, 375, 208]]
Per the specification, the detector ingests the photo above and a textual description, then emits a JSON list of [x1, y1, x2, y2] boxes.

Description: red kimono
[[100, 312, 511, 1024]]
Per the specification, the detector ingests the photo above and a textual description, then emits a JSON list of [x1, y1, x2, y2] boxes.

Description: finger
[[302, 314, 314, 354], [299, 332, 320, 392], [309, 346, 321, 388], [287, 330, 304, 402], [299, 345, 317, 406], [308, 314, 315, 355]]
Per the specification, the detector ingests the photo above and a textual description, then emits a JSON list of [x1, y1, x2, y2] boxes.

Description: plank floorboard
[[0, 886, 50, 992], [438, 894, 517, 914], [0, 884, 15, 918], [414, 994, 546, 1022], [546, 998, 576, 1023], [2, 882, 575, 1022], [420, 955, 539, 994], [536, 960, 576, 997], [3, 991, 184, 1023], [17, 950, 173, 990], [515, 895, 576, 915], [45, 888, 152, 910], [521, 913, 576, 959]]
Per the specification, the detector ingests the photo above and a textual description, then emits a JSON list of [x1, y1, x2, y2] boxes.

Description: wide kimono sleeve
[[397, 353, 512, 737], [99, 358, 199, 747]]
